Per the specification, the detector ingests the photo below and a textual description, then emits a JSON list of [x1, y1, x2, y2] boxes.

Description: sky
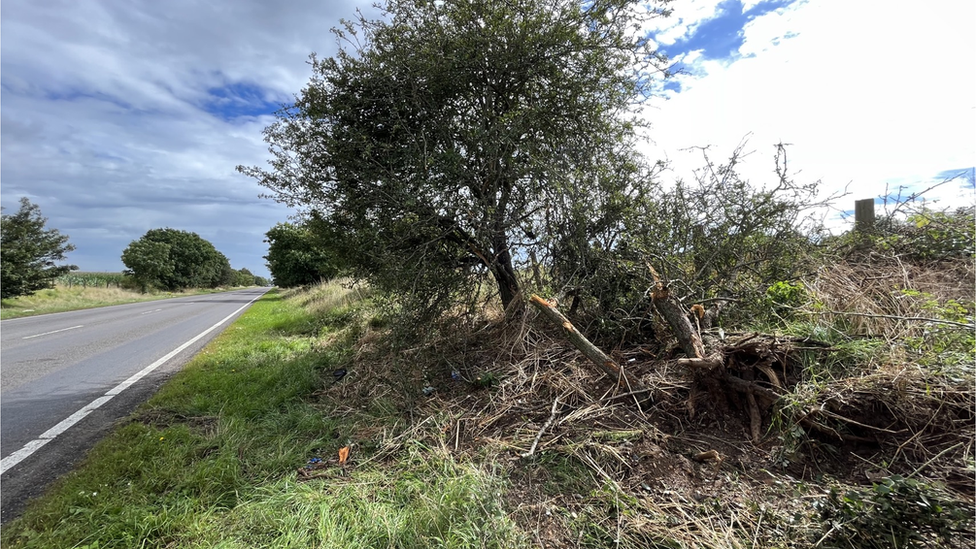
[[2, 0, 974, 278]]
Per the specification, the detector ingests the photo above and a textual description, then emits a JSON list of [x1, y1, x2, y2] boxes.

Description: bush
[[873, 206, 975, 260], [549, 142, 826, 339]]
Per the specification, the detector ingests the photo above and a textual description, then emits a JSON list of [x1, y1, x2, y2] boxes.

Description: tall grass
[[0, 283, 221, 319], [57, 272, 130, 289]]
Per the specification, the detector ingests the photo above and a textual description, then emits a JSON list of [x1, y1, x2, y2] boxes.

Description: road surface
[[0, 288, 268, 522]]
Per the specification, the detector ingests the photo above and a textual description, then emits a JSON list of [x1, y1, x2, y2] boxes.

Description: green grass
[[1, 285, 527, 549], [6, 265, 972, 548]]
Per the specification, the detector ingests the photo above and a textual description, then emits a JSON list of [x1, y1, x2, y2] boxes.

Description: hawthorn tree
[[0, 197, 77, 299], [240, 0, 670, 316], [120, 238, 174, 292]]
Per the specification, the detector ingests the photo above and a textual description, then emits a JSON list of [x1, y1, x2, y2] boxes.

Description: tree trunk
[[651, 285, 706, 360], [491, 235, 521, 311]]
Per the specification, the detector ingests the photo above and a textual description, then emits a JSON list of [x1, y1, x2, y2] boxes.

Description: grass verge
[[1, 284, 526, 549]]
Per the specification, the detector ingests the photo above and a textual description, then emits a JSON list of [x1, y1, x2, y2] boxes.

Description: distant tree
[[263, 222, 339, 288], [240, 0, 670, 315], [1, 197, 78, 299], [121, 228, 228, 291], [120, 239, 174, 292], [216, 255, 237, 287], [233, 267, 257, 287]]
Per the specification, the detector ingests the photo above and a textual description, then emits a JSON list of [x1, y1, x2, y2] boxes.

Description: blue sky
[[2, 0, 973, 277]]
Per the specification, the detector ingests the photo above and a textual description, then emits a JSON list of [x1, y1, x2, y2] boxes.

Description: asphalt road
[[0, 288, 269, 523]]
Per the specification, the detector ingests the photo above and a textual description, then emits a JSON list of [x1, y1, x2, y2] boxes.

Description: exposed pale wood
[[647, 264, 706, 359], [693, 449, 722, 463], [521, 396, 561, 458], [755, 363, 782, 388], [677, 352, 724, 370], [529, 294, 648, 395]]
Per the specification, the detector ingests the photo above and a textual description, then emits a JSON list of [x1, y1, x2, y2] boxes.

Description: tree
[[233, 267, 259, 287], [216, 255, 237, 287], [1, 197, 77, 299], [120, 239, 174, 292], [240, 0, 670, 315], [548, 142, 832, 339], [121, 228, 229, 291], [263, 222, 339, 288]]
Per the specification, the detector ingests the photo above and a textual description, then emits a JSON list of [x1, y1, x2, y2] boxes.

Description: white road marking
[[0, 292, 265, 476], [22, 325, 84, 340], [139, 309, 162, 315]]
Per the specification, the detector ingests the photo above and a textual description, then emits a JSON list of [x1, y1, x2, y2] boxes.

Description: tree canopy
[[264, 221, 340, 288], [240, 0, 670, 316], [121, 228, 231, 292], [0, 197, 77, 299]]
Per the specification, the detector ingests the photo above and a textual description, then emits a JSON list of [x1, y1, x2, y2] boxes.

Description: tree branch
[[529, 294, 649, 395]]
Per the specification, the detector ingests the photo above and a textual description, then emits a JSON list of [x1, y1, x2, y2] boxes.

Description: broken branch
[[521, 396, 561, 458], [529, 295, 649, 396]]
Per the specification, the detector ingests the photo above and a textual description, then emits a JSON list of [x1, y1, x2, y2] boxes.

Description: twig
[[677, 353, 724, 369], [806, 309, 974, 329], [600, 387, 656, 403], [817, 407, 905, 434], [908, 442, 964, 479], [521, 396, 561, 458]]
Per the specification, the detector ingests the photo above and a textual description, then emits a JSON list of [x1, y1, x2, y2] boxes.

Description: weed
[[817, 476, 975, 548], [765, 280, 808, 322]]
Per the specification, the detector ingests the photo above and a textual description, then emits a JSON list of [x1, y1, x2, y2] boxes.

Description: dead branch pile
[[806, 254, 975, 338], [304, 250, 974, 547]]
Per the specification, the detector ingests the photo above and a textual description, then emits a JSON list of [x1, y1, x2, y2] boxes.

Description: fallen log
[[529, 294, 649, 397]]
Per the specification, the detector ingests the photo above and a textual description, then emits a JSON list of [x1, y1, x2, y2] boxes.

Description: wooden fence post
[[854, 199, 875, 232]]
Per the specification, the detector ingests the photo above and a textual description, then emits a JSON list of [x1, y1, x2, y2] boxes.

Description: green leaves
[[240, 0, 670, 317], [818, 476, 974, 548], [264, 222, 340, 288], [121, 229, 230, 292], [0, 197, 77, 299]]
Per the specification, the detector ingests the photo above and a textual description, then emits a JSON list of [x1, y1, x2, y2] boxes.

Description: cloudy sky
[[2, 0, 973, 277]]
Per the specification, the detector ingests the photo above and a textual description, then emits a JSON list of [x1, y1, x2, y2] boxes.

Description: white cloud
[[2, 0, 973, 279], [645, 0, 976, 222], [646, 0, 726, 46], [1, 0, 378, 277]]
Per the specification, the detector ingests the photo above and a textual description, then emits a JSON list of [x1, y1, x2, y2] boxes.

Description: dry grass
[[0, 284, 211, 319], [280, 277, 369, 316], [804, 254, 975, 338], [303, 254, 975, 548]]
